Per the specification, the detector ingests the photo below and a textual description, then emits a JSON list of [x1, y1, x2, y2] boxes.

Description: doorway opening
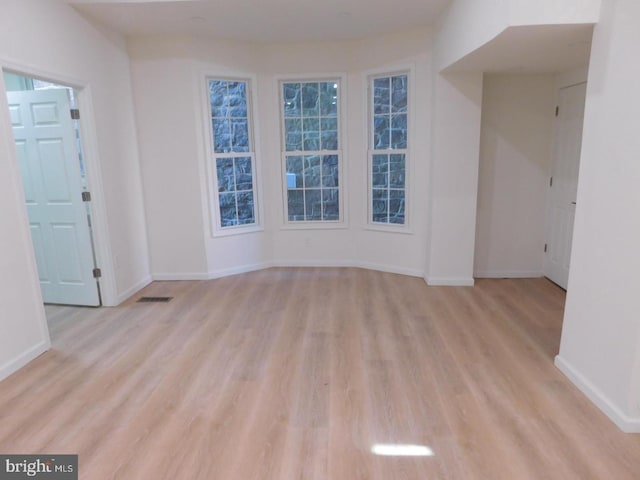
[[544, 81, 587, 290], [3, 71, 101, 306]]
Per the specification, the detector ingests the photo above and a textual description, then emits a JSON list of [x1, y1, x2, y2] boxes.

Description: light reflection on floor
[[371, 444, 435, 457]]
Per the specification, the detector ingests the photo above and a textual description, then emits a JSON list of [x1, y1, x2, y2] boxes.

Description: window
[[369, 73, 408, 226], [281, 80, 342, 223], [209, 78, 258, 230]]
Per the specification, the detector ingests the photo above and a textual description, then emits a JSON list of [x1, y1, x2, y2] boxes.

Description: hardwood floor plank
[[1, 268, 640, 479]]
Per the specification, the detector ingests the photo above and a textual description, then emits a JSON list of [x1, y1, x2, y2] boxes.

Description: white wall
[[435, 0, 510, 72], [0, 75, 50, 379], [509, 0, 601, 26], [556, 0, 640, 432], [436, 0, 601, 72], [475, 74, 555, 278], [0, 0, 150, 379], [128, 29, 432, 279], [426, 72, 483, 285], [129, 39, 209, 280]]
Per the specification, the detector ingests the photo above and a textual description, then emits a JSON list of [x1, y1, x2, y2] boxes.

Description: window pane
[[286, 156, 303, 189], [231, 118, 249, 152], [237, 191, 255, 225], [304, 155, 321, 188], [212, 118, 231, 153], [320, 82, 338, 116], [303, 117, 319, 135], [370, 74, 408, 226], [323, 188, 339, 220], [372, 189, 389, 223], [303, 117, 320, 150], [302, 83, 319, 117], [305, 189, 322, 220], [282, 79, 341, 222], [389, 154, 405, 188], [391, 75, 408, 113], [322, 155, 339, 187], [210, 80, 228, 117], [285, 118, 302, 151], [303, 132, 320, 151], [374, 116, 390, 150], [283, 80, 340, 153], [320, 117, 338, 150], [391, 114, 407, 149], [288, 189, 304, 221], [228, 81, 247, 117], [216, 156, 256, 227], [210, 79, 251, 154], [372, 154, 389, 188], [210, 78, 257, 230], [283, 83, 301, 117], [389, 189, 405, 224], [373, 77, 390, 114], [216, 157, 234, 192], [234, 157, 253, 191], [219, 192, 238, 227]]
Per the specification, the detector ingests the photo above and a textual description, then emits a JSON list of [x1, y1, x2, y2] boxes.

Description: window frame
[[205, 75, 263, 237], [278, 74, 348, 230], [366, 67, 414, 234]]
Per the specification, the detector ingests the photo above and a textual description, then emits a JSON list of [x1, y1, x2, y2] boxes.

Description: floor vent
[[137, 296, 173, 303]]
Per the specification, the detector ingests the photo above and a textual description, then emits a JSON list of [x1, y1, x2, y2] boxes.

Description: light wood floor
[[1, 268, 639, 479]]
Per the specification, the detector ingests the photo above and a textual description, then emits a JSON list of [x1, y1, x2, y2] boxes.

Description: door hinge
[[555, 106, 559, 117], [92, 268, 102, 279], [550, 177, 553, 187], [82, 191, 92, 202], [544, 244, 548, 253], [70, 109, 80, 120]]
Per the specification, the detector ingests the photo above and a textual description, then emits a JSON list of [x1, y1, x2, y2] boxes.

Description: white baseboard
[[151, 272, 211, 281], [272, 259, 424, 278], [113, 275, 153, 306], [272, 259, 356, 268], [208, 262, 273, 279], [357, 261, 423, 278], [474, 270, 542, 279], [0, 340, 50, 382], [147, 260, 462, 284], [555, 355, 640, 433], [425, 276, 475, 286]]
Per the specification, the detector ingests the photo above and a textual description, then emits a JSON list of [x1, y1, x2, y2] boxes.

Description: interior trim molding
[[425, 276, 475, 287], [115, 275, 153, 306], [152, 262, 425, 283], [151, 272, 211, 281], [208, 262, 273, 279], [555, 355, 640, 433], [474, 270, 543, 279], [0, 340, 49, 382]]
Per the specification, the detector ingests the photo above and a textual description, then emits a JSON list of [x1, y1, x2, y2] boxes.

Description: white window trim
[[364, 65, 415, 234], [277, 74, 348, 230], [203, 75, 264, 237]]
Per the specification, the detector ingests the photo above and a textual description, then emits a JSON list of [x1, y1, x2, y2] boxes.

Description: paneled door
[[544, 82, 587, 289], [8, 88, 100, 306]]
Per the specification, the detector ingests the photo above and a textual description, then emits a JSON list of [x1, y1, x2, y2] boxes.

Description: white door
[[544, 82, 587, 289], [8, 89, 100, 306]]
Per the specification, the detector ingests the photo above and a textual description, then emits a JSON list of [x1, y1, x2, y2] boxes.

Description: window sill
[[364, 223, 413, 235], [212, 224, 264, 238], [280, 221, 349, 231]]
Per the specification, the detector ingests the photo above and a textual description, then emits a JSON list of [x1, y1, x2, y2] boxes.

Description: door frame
[[0, 58, 117, 307], [543, 66, 589, 290]]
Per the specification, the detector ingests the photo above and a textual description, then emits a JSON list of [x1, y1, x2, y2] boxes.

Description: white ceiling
[[445, 24, 594, 74], [69, 0, 452, 42]]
